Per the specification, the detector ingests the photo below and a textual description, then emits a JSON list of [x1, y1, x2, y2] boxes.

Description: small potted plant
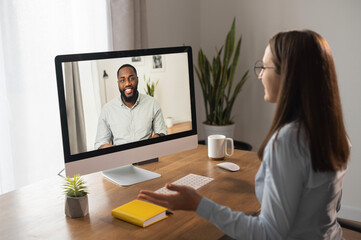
[[64, 174, 89, 218]]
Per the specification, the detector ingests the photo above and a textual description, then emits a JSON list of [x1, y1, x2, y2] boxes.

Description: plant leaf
[[64, 174, 88, 197]]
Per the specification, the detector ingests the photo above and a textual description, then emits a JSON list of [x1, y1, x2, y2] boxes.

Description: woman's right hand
[[138, 183, 203, 211]]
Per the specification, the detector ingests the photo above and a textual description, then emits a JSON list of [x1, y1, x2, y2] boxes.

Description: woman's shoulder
[[267, 121, 310, 165], [273, 121, 306, 145]]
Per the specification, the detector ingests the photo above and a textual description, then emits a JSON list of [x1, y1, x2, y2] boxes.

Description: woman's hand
[[138, 184, 203, 211]]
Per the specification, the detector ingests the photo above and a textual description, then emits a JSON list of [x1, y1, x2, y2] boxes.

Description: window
[[0, 0, 111, 193]]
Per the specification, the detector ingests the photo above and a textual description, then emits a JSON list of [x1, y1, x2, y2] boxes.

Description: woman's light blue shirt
[[196, 122, 346, 239]]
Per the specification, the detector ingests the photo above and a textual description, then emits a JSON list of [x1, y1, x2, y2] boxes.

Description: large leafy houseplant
[[194, 18, 248, 126]]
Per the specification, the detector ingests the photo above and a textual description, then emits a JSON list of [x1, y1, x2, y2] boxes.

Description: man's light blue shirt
[[94, 93, 167, 149]]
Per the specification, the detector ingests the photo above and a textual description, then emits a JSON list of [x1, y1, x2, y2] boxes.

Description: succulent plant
[[64, 174, 88, 197]]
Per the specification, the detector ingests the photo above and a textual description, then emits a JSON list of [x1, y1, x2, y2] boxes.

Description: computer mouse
[[216, 162, 240, 172]]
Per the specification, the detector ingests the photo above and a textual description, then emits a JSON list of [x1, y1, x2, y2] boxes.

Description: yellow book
[[111, 200, 168, 227]]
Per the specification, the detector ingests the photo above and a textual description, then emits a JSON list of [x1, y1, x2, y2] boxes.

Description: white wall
[[146, 0, 202, 129], [154, 53, 191, 123], [147, 0, 361, 221]]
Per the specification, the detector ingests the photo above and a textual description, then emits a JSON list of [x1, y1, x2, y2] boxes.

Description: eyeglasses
[[254, 60, 276, 77], [119, 76, 137, 84]]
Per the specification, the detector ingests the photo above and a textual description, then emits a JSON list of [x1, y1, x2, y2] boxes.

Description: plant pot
[[203, 123, 236, 145], [65, 195, 89, 218]]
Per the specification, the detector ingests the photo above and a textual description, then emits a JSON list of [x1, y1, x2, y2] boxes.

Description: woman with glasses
[[138, 30, 350, 239]]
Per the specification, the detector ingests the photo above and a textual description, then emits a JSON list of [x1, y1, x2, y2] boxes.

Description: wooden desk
[[0, 145, 261, 240], [166, 121, 192, 135]]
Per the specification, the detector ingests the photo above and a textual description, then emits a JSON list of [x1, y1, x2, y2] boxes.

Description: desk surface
[[0, 145, 261, 240]]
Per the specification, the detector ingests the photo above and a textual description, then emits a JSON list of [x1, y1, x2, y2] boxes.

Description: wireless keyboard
[[155, 173, 214, 194]]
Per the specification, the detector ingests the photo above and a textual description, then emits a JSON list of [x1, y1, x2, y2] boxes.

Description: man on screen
[[94, 64, 167, 149]]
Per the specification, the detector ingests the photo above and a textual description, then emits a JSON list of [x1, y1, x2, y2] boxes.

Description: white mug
[[165, 117, 174, 128], [208, 135, 234, 160]]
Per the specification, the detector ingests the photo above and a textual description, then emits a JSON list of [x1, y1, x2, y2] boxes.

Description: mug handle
[[225, 138, 234, 156]]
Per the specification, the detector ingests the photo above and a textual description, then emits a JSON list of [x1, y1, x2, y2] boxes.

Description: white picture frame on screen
[[152, 55, 165, 72]]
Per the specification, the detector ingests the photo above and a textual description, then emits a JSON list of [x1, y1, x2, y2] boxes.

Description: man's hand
[[98, 144, 115, 149], [138, 184, 202, 211], [151, 133, 165, 138]]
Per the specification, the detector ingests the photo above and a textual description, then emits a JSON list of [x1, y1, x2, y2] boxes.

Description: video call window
[[62, 52, 192, 155]]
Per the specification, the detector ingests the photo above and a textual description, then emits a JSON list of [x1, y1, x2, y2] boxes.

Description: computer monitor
[[55, 46, 197, 186]]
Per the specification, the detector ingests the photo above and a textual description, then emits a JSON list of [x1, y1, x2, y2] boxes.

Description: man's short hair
[[117, 64, 137, 78]]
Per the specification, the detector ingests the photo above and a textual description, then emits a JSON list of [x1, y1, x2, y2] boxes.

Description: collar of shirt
[[118, 93, 141, 110]]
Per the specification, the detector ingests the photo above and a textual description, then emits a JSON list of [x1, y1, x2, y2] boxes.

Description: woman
[[138, 30, 350, 239]]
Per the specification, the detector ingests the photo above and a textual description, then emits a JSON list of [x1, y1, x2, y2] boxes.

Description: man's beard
[[119, 84, 138, 103]]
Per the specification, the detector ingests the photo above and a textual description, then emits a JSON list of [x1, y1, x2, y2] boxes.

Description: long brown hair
[[258, 30, 349, 172]]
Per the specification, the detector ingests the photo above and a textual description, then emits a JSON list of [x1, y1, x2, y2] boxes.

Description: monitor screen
[[55, 46, 197, 185]]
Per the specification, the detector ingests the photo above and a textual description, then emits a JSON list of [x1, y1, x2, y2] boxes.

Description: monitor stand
[[102, 164, 161, 186]]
